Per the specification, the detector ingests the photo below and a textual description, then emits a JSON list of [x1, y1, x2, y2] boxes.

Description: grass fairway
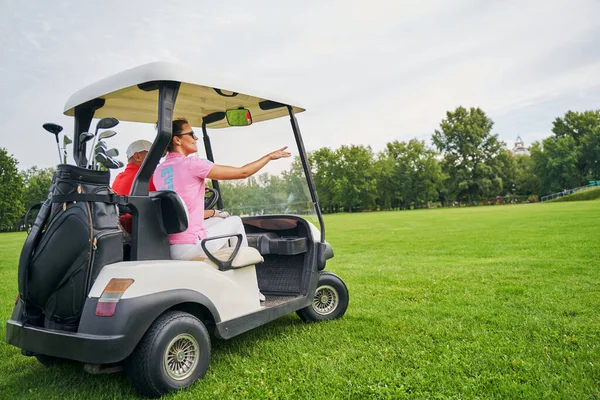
[[1, 201, 599, 399]]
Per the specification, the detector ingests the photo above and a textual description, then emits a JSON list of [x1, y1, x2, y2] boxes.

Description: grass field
[[1, 201, 599, 399]]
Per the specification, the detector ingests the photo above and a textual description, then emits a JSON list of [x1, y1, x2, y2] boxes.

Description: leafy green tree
[[531, 136, 579, 195], [551, 110, 600, 183], [432, 107, 504, 205], [0, 148, 25, 230], [382, 140, 444, 209], [20, 166, 55, 210], [513, 154, 540, 196], [494, 149, 517, 196], [308, 149, 338, 214], [373, 151, 397, 210], [334, 145, 376, 212]]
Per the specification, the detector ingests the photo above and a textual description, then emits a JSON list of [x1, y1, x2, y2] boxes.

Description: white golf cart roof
[[63, 62, 305, 128]]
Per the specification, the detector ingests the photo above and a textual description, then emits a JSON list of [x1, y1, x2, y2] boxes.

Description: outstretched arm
[[207, 146, 291, 180]]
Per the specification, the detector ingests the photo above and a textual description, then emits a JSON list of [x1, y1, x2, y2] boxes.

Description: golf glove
[[213, 210, 230, 218]]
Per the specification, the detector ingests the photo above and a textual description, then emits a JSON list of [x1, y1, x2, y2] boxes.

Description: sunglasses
[[175, 131, 198, 139]]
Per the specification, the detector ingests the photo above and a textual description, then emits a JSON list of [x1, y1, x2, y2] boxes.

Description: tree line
[[1, 107, 598, 230]]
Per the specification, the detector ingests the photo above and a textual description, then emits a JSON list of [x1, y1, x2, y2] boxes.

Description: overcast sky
[[1, 0, 599, 176]]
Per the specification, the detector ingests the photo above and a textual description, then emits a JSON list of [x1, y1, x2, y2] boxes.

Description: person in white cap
[[113, 139, 156, 195]]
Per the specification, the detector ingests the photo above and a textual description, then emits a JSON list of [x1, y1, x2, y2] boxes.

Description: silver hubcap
[[164, 334, 199, 381], [312, 284, 339, 315]]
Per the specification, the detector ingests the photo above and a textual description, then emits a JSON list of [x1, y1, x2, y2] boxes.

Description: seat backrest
[[149, 190, 189, 234]]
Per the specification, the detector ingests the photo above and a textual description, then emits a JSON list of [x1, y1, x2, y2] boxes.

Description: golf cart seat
[[149, 190, 188, 234], [188, 246, 264, 271], [123, 190, 188, 261]]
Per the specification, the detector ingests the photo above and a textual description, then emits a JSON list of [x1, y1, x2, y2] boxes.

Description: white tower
[[512, 135, 529, 156]]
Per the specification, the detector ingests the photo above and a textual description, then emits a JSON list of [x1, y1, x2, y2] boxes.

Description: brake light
[[95, 278, 134, 317]]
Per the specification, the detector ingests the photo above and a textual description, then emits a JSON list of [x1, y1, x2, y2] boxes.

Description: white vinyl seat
[[188, 246, 264, 269]]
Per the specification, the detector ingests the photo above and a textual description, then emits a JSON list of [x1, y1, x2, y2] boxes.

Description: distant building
[[512, 135, 529, 156]]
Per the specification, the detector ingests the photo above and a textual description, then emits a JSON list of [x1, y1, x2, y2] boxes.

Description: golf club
[[106, 148, 119, 158], [79, 132, 94, 165], [91, 129, 118, 169], [88, 118, 119, 168], [43, 123, 63, 163], [95, 153, 121, 170], [62, 135, 72, 164]]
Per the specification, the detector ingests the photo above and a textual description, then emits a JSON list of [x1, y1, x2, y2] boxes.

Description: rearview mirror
[[225, 109, 252, 127]]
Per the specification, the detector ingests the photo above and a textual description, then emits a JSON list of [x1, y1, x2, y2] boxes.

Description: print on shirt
[[161, 166, 174, 190]]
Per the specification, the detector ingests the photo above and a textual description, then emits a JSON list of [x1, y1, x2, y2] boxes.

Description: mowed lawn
[[1, 201, 599, 399]]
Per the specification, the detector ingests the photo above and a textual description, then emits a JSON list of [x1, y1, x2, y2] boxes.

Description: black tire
[[296, 271, 349, 322], [124, 311, 211, 398]]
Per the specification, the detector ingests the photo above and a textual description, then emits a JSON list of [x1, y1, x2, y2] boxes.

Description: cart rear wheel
[[125, 311, 210, 398], [297, 271, 349, 322]]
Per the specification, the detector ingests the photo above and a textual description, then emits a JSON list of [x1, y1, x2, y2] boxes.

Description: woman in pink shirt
[[153, 118, 291, 261]]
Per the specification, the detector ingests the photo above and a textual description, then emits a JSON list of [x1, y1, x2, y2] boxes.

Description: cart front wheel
[[297, 271, 349, 322]]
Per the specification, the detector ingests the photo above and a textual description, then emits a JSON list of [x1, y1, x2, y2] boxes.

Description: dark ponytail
[[166, 118, 189, 152]]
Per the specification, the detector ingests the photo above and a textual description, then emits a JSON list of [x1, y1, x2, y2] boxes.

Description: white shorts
[[170, 216, 248, 260]]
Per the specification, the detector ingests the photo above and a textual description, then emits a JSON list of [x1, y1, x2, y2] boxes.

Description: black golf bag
[[18, 165, 124, 331]]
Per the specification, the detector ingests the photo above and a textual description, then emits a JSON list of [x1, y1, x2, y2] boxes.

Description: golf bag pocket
[[43, 228, 123, 331], [89, 229, 123, 285], [28, 202, 91, 311]]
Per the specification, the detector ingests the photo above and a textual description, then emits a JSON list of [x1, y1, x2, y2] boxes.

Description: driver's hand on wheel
[[212, 210, 230, 218]]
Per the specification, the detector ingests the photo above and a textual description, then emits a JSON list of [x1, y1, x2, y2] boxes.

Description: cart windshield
[[202, 117, 319, 228]]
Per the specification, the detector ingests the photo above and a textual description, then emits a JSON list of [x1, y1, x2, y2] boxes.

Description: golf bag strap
[[52, 193, 128, 205], [24, 203, 42, 229]]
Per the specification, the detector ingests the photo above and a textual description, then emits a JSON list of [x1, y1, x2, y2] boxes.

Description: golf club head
[[96, 117, 119, 131], [79, 132, 94, 144], [95, 141, 107, 150], [106, 148, 119, 157], [95, 153, 110, 169], [43, 123, 63, 136], [62, 135, 72, 146], [98, 129, 117, 139], [96, 153, 121, 169]]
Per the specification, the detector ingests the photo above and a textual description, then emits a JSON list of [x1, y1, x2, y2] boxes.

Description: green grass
[[550, 187, 600, 202], [1, 201, 599, 399]]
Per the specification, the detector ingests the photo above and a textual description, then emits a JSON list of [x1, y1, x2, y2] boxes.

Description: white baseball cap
[[126, 140, 153, 159]]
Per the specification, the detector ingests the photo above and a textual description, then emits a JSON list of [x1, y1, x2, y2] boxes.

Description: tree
[[381, 140, 444, 209], [531, 136, 579, 195], [308, 149, 338, 214], [21, 166, 55, 211], [551, 110, 600, 183], [513, 154, 540, 196], [0, 148, 25, 230], [432, 106, 504, 205], [334, 145, 376, 212]]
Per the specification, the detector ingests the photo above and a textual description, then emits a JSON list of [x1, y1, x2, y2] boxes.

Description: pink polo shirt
[[153, 153, 214, 244]]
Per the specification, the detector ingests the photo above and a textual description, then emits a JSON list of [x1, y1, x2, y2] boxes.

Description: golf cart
[[6, 62, 348, 398]]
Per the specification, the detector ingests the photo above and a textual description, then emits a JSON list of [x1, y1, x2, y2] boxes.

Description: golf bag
[[18, 164, 124, 331]]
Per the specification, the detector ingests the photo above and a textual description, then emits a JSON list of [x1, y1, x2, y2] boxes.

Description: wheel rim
[[312, 284, 339, 315], [164, 333, 199, 381]]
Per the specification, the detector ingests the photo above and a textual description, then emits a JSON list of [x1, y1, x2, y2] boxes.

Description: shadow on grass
[[2, 315, 310, 398]]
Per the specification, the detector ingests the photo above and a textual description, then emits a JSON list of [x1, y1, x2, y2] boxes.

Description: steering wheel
[[205, 187, 220, 210]]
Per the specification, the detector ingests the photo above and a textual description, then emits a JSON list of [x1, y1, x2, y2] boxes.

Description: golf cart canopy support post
[[73, 98, 105, 167], [287, 105, 325, 243], [202, 112, 226, 210], [131, 81, 180, 196]]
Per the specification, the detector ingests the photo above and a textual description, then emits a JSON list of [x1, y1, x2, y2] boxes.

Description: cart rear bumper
[[6, 319, 128, 364]]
